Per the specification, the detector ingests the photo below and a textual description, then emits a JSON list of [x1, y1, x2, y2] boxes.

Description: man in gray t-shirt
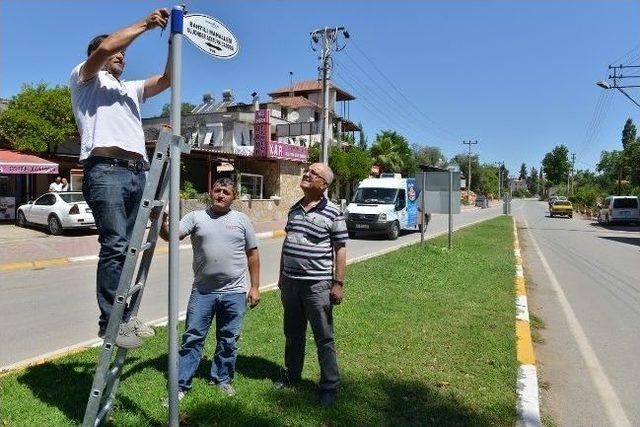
[[160, 178, 260, 398]]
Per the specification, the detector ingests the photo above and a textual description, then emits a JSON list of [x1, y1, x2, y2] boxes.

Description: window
[[35, 194, 56, 206], [59, 193, 86, 203], [396, 189, 406, 210], [613, 198, 638, 209], [353, 188, 398, 204], [238, 173, 263, 199]]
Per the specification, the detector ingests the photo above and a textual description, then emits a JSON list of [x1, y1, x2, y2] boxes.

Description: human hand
[[145, 8, 169, 30], [329, 284, 343, 305], [247, 288, 260, 309]]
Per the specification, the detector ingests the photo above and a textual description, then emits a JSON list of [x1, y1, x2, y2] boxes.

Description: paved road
[[515, 200, 640, 426], [0, 203, 503, 368]]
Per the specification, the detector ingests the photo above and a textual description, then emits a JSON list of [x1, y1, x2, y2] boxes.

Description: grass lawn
[[0, 216, 517, 426]]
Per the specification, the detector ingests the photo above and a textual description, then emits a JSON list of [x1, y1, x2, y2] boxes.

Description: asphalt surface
[[515, 199, 640, 426], [0, 203, 503, 368]]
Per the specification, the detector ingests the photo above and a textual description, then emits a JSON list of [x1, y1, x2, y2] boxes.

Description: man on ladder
[[70, 8, 172, 349]]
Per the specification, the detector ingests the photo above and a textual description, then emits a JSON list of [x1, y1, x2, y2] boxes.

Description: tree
[[452, 153, 480, 192], [476, 163, 499, 196], [370, 130, 416, 175], [528, 166, 539, 194], [542, 145, 571, 185], [160, 102, 198, 117], [412, 144, 446, 167], [597, 150, 625, 195], [329, 146, 372, 184], [357, 123, 368, 151], [0, 83, 76, 153], [519, 163, 527, 180], [621, 118, 637, 150]]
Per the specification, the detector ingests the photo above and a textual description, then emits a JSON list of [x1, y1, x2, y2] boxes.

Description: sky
[[1, 1, 639, 175]]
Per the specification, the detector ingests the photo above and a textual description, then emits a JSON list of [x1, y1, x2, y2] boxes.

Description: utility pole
[[310, 27, 350, 165], [462, 140, 478, 195], [596, 64, 640, 109], [498, 165, 501, 199], [570, 152, 576, 195]]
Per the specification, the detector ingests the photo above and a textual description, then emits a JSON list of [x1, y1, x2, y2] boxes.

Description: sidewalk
[[0, 218, 287, 269]]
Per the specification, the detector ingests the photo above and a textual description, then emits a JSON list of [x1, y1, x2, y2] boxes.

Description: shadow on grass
[[16, 356, 146, 424], [183, 375, 513, 426]]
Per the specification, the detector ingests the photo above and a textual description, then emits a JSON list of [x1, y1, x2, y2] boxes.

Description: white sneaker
[[129, 317, 155, 337], [162, 390, 185, 407]]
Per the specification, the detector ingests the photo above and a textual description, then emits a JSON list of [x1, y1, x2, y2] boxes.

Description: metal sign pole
[[168, 5, 183, 426], [421, 172, 426, 244], [448, 168, 453, 249]]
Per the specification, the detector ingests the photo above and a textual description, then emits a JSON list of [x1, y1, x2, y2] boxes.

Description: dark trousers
[[83, 162, 145, 331], [280, 275, 339, 391]]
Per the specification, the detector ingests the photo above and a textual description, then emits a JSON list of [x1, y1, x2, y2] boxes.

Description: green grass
[[0, 216, 518, 426]]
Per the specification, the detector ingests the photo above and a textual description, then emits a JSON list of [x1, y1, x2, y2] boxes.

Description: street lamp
[[596, 80, 610, 89]]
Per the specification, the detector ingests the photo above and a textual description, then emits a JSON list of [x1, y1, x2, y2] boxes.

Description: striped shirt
[[282, 197, 348, 281]]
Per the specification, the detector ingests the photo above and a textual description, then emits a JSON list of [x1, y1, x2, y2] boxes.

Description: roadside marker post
[[166, 6, 239, 425], [448, 168, 453, 249], [167, 6, 184, 425]]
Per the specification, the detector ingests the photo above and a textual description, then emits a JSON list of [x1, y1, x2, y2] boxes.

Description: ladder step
[[127, 283, 144, 297], [104, 365, 122, 386], [94, 399, 114, 427]]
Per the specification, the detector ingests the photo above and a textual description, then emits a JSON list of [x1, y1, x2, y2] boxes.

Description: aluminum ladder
[[82, 130, 188, 426]]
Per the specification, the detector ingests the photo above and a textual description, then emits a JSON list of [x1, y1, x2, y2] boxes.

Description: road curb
[[0, 229, 287, 273], [513, 217, 542, 426]]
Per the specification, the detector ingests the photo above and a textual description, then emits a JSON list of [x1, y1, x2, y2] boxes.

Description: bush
[[512, 189, 531, 198], [180, 180, 202, 200]]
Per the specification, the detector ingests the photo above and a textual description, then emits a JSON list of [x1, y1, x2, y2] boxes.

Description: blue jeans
[[82, 161, 146, 331], [178, 289, 246, 391]]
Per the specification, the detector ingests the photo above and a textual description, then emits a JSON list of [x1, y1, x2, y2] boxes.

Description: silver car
[[16, 192, 95, 235]]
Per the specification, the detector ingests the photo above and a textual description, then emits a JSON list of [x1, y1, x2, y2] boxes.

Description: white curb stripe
[[518, 364, 541, 426], [516, 295, 530, 323], [513, 217, 541, 427]]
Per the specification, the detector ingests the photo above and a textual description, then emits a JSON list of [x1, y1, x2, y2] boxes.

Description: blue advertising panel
[[406, 177, 419, 226]]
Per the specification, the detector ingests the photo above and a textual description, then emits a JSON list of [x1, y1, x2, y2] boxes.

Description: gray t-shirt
[[180, 209, 257, 293]]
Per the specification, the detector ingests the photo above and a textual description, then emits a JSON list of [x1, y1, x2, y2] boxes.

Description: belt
[[85, 156, 150, 172]]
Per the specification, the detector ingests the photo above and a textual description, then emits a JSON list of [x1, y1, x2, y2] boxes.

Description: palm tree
[[370, 130, 414, 174]]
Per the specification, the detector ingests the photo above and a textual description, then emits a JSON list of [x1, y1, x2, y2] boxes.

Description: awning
[[0, 149, 59, 174]]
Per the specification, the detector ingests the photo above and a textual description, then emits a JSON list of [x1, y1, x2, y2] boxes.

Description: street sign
[[183, 13, 239, 59]]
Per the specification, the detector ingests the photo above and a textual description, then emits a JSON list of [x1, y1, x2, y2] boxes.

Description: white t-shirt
[[69, 62, 147, 161], [49, 182, 63, 192]]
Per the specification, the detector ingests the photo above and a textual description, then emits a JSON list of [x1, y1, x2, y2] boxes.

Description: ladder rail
[[82, 132, 173, 427]]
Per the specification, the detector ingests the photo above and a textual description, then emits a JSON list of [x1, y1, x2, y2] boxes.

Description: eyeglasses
[[304, 168, 327, 184]]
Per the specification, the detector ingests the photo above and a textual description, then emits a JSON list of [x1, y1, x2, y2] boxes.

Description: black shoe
[[319, 389, 337, 407], [273, 370, 299, 390]]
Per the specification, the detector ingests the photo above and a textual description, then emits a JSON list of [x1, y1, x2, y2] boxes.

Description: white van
[[597, 196, 640, 224], [345, 174, 424, 240]]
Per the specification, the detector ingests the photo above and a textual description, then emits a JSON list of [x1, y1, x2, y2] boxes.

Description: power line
[[349, 38, 462, 143], [334, 64, 438, 144], [333, 62, 436, 143]]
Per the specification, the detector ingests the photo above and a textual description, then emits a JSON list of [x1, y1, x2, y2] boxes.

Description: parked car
[[550, 200, 573, 218], [548, 195, 567, 209], [345, 174, 427, 240], [597, 196, 640, 225], [16, 192, 95, 234]]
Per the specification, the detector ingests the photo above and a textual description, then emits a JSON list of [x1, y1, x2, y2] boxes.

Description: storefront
[[0, 149, 59, 221]]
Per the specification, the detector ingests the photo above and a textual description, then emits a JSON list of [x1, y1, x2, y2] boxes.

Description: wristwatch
[[332, 279, 344, 287]]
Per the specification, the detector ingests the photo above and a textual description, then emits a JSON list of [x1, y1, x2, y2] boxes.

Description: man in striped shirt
[[275, 162, 348, 407]]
